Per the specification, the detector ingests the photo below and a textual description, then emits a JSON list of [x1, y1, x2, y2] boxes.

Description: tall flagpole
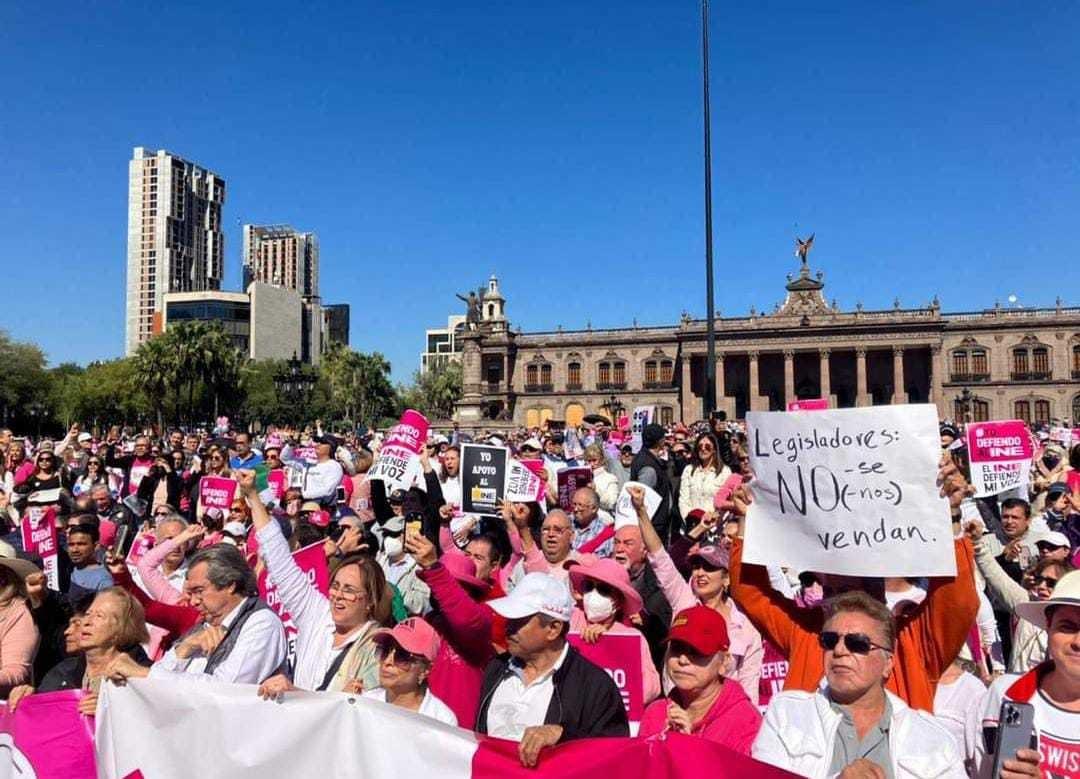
[[702, 0, 717, 417]]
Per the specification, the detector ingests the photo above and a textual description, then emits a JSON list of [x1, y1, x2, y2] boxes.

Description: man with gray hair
[[570, 486, 614, 558], [107, 544, 286, 685]]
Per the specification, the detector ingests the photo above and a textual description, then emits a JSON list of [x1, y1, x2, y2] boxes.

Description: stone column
[[783, 350, 795, 403], [715, 354, 726, 404], [680, 355, 694, 422], [892, 347, 906, 404], [856, 348, 869, 407], [455, 331, 485, 423], [930, 345, 944, 415], [748, 351, 762, 411], [819, 349, 831, 402]]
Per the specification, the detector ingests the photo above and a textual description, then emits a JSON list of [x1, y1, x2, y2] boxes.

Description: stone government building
[[453, 260, 1080, 428]]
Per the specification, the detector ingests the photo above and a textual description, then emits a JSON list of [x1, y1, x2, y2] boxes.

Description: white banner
[[743, 404, 955, 577], [96, 679, 476, 779], [630, 406, 655, 453]]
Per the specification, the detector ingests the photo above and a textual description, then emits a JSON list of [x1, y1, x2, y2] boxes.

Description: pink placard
[[557, 467, 593, 511], [369, 410, 431, 490], [0, 690, 96, 778], [199, 476, 238, 510], [568, 632, 644, 724], [787, 398, 828, 411], [383, 410, 429, 455], [20, 506, 59, 590], [258, 541, 331, 666], [267, 470, 287, 501], [967, 420, 1033, 463], [1067, 471, 1080, 494]]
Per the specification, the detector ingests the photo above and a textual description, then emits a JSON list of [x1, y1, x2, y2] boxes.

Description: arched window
[[1034, 399, 1051, 425], [525, 408, 540, 428], [598, 362, 611, 386], [598, 354, 627, 389], [1012, 348, 1029, 376], [1012, 338, 1052, 380], [1014, 400, 1031, 424], [612, 361, 626, 386], [567, 361, 582, 390], [1032, 348, 1050, 375], [540, 364, 552, 386], [660, 359, 674, 384], [526, 364, 538, 387], [487, 304, 494, 317]]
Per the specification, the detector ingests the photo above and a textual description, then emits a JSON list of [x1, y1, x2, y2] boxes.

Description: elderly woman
[[969, 520, 1073, 672], [362, 617, 457, 725], [12, 587, 149, 715], [630, 486, 763, 704], [567, 557, 661, 706], [583, 444, 619, 512], [241, 470, 393, 699], [0, 558, 40, 698], [677, 433, 732, 520], [135, 515, 201, 604], [639, 606, 761, 752]]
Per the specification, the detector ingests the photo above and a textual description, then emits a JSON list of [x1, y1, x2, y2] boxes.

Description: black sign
[[461, 444, 508, 515]]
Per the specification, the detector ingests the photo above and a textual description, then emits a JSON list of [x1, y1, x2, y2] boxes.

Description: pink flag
[[786, 398, 828, 411], [0, 689, 96, 778], [568, 632, 644, 727]]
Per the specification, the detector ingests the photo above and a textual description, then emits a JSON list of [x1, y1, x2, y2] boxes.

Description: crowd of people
[[0, 414, 1077, 777]]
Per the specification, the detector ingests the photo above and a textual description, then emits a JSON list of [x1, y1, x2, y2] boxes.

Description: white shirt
[[933, 671, 988, 766], [485, 643, 570, 741], [282, 446, 344, 502], [150, 599, 286, 685], [439, 475, 462, 510], [256, 521, 374, 690], [362, 688, 458, 727]]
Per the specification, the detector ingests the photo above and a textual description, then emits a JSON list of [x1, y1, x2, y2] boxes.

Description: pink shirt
[[0, 601, 39, 696], [638, 678, 762, 755]]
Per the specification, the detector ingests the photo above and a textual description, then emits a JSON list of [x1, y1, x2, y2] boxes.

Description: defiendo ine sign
[[966, 420, 1033, 498]]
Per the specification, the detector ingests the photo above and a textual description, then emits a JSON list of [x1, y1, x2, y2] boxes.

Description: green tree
[[133, 335, 176, 432], [320, 344, 397, 428], [0, 330, 51, 431], [401, 360, 462, 421]]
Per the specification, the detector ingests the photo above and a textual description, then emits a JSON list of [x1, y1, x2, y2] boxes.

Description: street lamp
[[959, 387, 973, 424], [702, 0, 717, 418], [601, 393, 624, 423], [273, 352, 317, 425], [26, 402, 49, 438]]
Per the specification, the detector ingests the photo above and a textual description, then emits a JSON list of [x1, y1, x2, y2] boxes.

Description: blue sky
[[2, 1, 1078, 381]]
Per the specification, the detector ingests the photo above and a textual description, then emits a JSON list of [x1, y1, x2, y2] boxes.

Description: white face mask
[[383, 536, 404, 559], [582, 589, 616, 623]]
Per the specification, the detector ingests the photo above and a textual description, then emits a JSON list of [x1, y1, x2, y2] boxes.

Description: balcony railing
[[524, 383, 554, 393], [597, 381, 627, 391], [566, 383, 582, 392], [486, 381, 502, 393], [1010, 371, 1053, 381], [643, 381, 674, 390], [948, 373, 991, 383]]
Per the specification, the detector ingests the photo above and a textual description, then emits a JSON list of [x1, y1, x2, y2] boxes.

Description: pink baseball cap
[[306, 510, 331, 528], [374, 617, 441, 662]]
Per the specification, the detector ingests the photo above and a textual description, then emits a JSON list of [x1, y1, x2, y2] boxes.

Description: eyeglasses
[[153, 509, 171, 517], [580, 580, 618, 599], [819, 631, 892, 655], [328, 581, 364, 602], [541, 525, 571, 535], [1030, 574, 1059, 588], [375, 642, 421, 668]]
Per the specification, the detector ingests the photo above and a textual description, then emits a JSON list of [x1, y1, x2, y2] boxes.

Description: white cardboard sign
[[743, 404, 955, 577]]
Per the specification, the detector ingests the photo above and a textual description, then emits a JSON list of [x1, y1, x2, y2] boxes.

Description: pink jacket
[[648, 547, 764, 705], [0, 601, 39, 696], [638, 678, 762, 755], [417, 562, 494, 728], [569, 608, 662, 706], [136, 536, 185, 605]]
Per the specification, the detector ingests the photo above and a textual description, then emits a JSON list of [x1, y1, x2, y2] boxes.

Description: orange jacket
[[728, 536, 978, 713]]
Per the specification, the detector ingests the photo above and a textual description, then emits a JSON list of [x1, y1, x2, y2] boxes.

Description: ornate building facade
[[454, 264, 1080, 428]]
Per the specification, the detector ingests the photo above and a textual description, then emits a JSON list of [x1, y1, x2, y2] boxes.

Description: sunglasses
[[375, 642, 421, 668], [581, 580, 618, 599], [1030, 574, 1059, 588], [818, 631, 892, 655]]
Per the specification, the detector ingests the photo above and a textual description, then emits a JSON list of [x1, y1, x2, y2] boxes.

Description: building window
[[955, 398, 990, 422], [660, 406, 674, 426], [952, 351, 969, 376], [598, 362, 611, 385], [1073, 345, 1080, 376], [613, 361, 626, 385], [540, 364, 552, 386], [1032, 348, 1050, 375], [660, 360, 674, 384], [971, 350, 987, 375], [1073, 394, 1080, 424], [567, 362, 581, 387], [1012, 349, 1029, 375], [1034, 400, 1051, 425], [1015, 400, 1031, 424], [644, 361, 657, 384], [526, 365, 538, 386]]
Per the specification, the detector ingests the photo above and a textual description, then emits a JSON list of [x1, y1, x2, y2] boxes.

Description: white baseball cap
[[487, 573, 574, 622], [519, 437, 543, 452], [1035, 531, 1071, 549]]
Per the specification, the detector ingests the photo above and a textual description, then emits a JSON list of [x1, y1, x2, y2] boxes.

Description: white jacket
[[677, 463, 731, 518], [592, 468, 619, 511], [753, 689, 966, 779]]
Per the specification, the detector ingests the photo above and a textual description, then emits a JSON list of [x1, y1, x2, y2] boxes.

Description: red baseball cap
[[667, 605, 730, 654]]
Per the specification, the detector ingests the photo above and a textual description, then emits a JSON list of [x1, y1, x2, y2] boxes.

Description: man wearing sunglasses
[[754, 591, 965, 778]]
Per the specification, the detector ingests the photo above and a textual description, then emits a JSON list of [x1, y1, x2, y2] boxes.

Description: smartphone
[[714, 473, 744, 510], [114, 524, 131, 557], [335, 486, 347, 505], [959, 498, 981, 526], [989, 701, 1036, 779], [405, 510, 424, 539], [948, 442, 972, 482]]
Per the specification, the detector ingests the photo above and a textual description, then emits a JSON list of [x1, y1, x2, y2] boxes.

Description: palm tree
[[133, 336, 175, 432]]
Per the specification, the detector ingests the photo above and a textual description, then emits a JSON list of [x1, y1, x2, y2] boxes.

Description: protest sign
[[505, 460, 542, 503], [758, 641, 790, 711], [614, 481, 661, 529], [966, 420, 1034, 497], [0, 690, 95, 778], [787, 398, 828, 411], [568, 632, 644, 735], [1049, 426, 1073, 446], [630, 406, 655, 453], [20, 506, 59, 590], [125, 532, 155, 567], [556, 466, 593, 511], [368, 410, 429, 492], [199, 476, 238, 511], [743, 404, 954, 577], [257, 540, 331, 666], [294, 445, 319, 464], [461, 444, 508, 514]]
